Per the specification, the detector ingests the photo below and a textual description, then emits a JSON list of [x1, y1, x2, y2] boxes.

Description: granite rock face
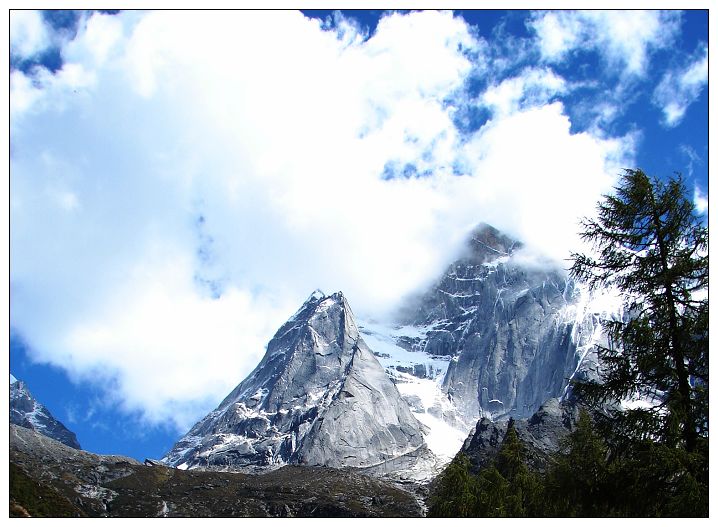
[[10, 376, 81, 450], [396, 223, 605, 428], [163, 291, 425, 471]]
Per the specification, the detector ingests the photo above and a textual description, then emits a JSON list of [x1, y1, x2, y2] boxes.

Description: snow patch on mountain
[[557, 283, 624, 400], [359, 320, 450, 378], [358, 319, 468, 465]]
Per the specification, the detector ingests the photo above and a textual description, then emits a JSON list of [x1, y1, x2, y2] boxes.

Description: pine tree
[[608, 439, 708, 516], [429, 422, 545, 517], [473, 465, 510, 517], [427, 453, 477, 517], [489, 420, 543, 517], [544, 410, 611, 516], [569, 169, 708, 453]]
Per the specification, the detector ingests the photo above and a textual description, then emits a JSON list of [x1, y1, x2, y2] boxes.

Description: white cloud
[[529, 10, 681, 78], [679, 144, 702, 177], [10, 62, 96, 124], [10, 10, 51, 59], [653, 44, 708, 127], [694, 186, 708, 215], [528, 11, 583, 62], [10, 11, 632, 432], [10, 69, 46, 116], [64, 11, 125, 67], [451, 102, 631, 260], [481, 67, 567, 117]]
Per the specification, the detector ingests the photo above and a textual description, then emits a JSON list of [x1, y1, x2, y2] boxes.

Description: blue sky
[[8, 9, 709, 461]]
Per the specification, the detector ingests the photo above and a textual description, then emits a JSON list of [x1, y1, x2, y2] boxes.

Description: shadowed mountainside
[[9, 424, 423, 518]]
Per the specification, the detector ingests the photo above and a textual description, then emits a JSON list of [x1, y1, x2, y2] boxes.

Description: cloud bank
[[11, 10, 638, 431]]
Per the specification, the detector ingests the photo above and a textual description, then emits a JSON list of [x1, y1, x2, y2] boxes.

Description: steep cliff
[[163, 291, 425, 472], [378, 223, 609, 431]]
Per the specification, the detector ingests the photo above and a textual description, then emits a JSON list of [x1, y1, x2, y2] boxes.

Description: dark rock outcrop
[[460, 417, 508, 473], [458, 398, 584, 475]]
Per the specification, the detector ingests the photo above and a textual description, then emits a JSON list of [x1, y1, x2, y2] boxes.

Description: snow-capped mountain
[[163, 223, 618, 477], [10, 374, 81, 450], [357, 224, 618, 460], [163, 291, 426, 473]]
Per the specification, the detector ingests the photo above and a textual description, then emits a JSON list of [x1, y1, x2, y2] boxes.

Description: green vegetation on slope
[[10, 462, 85, 518]]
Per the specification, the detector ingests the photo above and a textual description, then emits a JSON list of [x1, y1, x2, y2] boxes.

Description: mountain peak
[[304, 289, 347, 304], [307, 289, 326, 302], [10, 376, 81, 450], [163, 291, 424, 472], [466, 223, 521, 265]]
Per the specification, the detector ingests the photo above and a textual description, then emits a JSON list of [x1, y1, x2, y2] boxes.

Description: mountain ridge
[[10, 375, 81, 450], [388, 223, 608, 426]]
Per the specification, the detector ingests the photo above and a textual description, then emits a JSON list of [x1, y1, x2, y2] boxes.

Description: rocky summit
[[163, 291, 426, 472], [390, 223, 608, 428], [10, 375, 81, 450]]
